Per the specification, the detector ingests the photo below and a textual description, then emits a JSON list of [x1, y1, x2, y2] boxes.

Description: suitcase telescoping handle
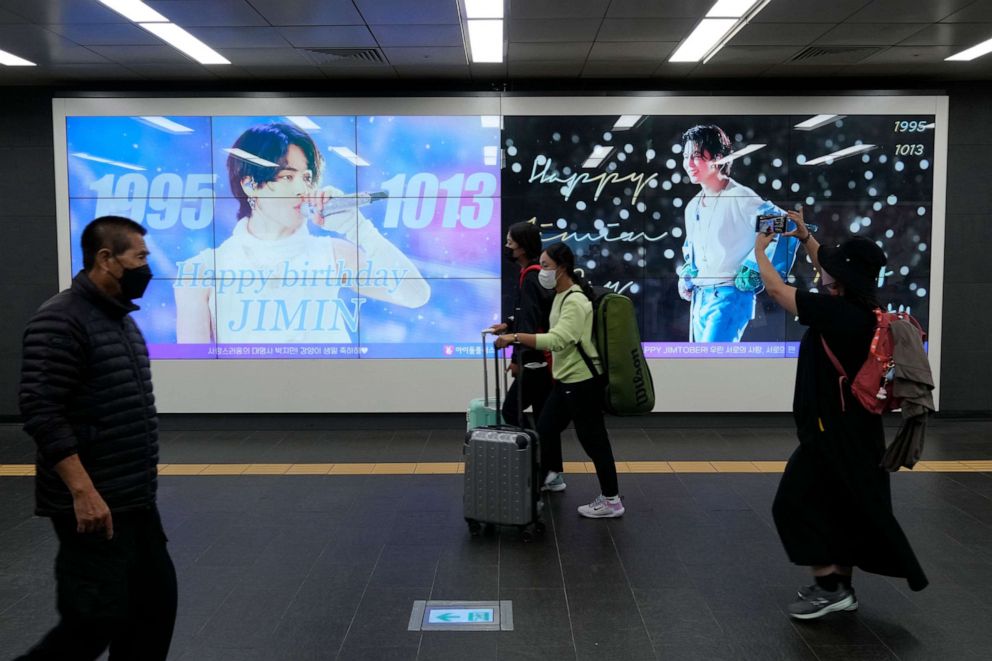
[[481, 331, 508, 408]]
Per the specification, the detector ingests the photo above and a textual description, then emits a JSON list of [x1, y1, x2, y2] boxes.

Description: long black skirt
[[773, 413, 928, 591]]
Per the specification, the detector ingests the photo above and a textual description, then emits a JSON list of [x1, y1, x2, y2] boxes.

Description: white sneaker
[[577, 494, 624, 518], [542, 471, 566, 492]]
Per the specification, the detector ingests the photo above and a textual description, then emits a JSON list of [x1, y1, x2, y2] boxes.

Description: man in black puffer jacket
[[16, 216, 177, 661]]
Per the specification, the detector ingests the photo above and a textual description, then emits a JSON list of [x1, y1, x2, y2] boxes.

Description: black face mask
[[503, 246, 518, 262], [118, 264, 153, 301]]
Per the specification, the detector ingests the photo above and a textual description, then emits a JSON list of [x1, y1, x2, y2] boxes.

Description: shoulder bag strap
[[819, 335, 849, 413]]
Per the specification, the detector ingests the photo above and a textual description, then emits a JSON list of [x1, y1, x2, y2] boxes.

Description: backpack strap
[[819, 335, 849, 413], [519, 264, 541, 288], [562, 290, 600, 380]]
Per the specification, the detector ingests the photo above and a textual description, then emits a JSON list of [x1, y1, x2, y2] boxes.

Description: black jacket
[[507, 264, 554, 365], [19, 271, 159, 516]]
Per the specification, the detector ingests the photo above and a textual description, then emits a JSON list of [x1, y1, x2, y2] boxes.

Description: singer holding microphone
[[175, 122, 429, 343]]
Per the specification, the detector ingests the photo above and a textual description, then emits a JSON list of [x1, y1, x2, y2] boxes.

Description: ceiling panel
[[604, 0, 703, 19], [0, 7, 28, 23], [942, 0, 992, 22], [509, 42, 592, 62], [508, 19, 601, 42], [509, 0, 610, 20], [587, 41, 677, 62], [123, 63, 218, 80], [353, 0, 459, 25], [146, 0, 267, 27], [243, 0, 364, 25], [731, 22, 835, 46], [371, 24, 463, 47], [595, 18, 696, 42], [507, 60, 585, 77], [0, 25, 108, 64], [392, 63, 471, 78], [381, 46, 467, 66], [45, 22, 160, 46], [846, 0, 976, 23], [277, 26, 377, 49], [860, 45, 958, 63], [321, 65, 396, 79], [581, 60, 658, 77], [215, 47, 315, 67], [815, 22, 930, 46], [182, 27, 291, 49], [707, 45, 804, 65], [761, 63, 846, 77], [87, 44, 199, 66], [0, 0, 126, 24], [899, 22, 992, 46], [755, 0, 873, 23]]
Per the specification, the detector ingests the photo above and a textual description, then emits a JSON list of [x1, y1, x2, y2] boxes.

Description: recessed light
[[139, 22, 230, 65], [464, 0, 503, 19], [946, 37, 992, 61], [98, 0, 168, 23], [0, 49, 35, 66], [467, 20, 503, 63], [669, 18, 737, 63]]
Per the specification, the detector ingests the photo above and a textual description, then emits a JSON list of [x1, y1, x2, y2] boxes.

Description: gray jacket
[[882, 318, 934, 471]]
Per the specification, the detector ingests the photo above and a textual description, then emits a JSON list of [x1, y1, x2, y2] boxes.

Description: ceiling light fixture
[[794, 114, 845, 131], [139, 22, 230, 65], [467, 19, 503, 63], [669, 0, 770, 63], [0, 49, 35, 66], [802, 144, 877, 166], [946, 37, 992, 61], [98, 0, 168, 23], [706, 0, 762, 18], [464, 0, 503, 19]]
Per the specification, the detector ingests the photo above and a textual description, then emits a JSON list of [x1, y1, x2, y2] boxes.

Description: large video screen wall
[[63, 108, 936, 361]]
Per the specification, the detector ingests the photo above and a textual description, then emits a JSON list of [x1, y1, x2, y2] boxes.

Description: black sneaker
[[788, 586, 856, 620], [797, 584, 858, 611]]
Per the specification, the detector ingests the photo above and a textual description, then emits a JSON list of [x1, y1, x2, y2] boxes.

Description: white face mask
[[538, 267, 558, 290]]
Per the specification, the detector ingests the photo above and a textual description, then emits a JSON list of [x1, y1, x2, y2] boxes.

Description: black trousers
[[16, 506, 178, 661], [501, 364, 553, 428], [537, 378, 619, 497]]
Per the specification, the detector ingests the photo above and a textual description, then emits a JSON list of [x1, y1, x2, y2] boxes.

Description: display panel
[[59, 99, 942, 374], [65, 114, 501, 359], [502, 113, 936, 357]]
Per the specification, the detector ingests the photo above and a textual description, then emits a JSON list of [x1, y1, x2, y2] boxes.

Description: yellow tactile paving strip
[[0, 460, 989, 477]]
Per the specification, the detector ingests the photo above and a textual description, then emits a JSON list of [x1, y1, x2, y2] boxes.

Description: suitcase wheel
[[466, 519, 482, 537]]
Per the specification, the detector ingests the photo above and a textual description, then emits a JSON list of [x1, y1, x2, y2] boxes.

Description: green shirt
[[534, 285, 601, 383]]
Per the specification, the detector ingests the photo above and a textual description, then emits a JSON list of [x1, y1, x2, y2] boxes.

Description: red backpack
[[820, 309, 926, 414]]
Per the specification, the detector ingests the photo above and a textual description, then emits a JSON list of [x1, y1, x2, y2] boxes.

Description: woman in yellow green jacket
[[495, 243, 623, 519]]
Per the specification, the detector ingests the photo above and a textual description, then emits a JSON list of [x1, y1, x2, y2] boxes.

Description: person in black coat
[[16, 216, 177, 661], [489, 221, 554, 432], [755, 207, 927, 621]]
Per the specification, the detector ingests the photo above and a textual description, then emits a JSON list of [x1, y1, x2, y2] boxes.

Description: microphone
[[314, 191, 389, 217]]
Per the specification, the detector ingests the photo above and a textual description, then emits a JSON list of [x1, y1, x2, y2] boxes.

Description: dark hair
[[681, 124, 733, 176], [543, 242, 597, 301], [227, 122, 323, 219], [81, 216, 146, 271], [508, 221, 543, 261]]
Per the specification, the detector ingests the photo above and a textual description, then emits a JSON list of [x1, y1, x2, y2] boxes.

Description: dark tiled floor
[[1, 417, 991, 660]]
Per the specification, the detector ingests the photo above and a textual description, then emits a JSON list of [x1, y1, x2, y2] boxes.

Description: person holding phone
[[678, 124, 798, 342], [488, 221, 554, 431], [755, 208, 928, 620], [174, 122, 429, 344]]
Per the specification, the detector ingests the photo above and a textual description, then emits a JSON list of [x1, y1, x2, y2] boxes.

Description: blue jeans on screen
[[690, 285, 755, 343]]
